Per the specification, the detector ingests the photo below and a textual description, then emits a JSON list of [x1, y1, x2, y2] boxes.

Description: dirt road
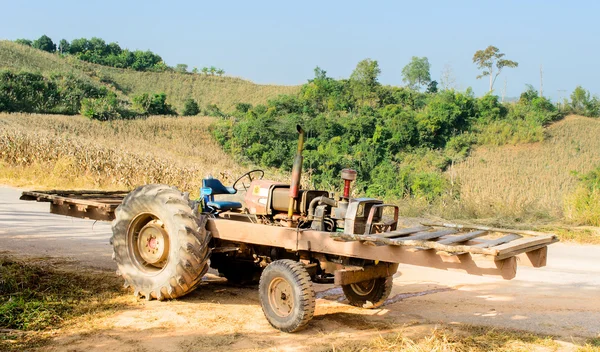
[[1, 186, 599, 351]]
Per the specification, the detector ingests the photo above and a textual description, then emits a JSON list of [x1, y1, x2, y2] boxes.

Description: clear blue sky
[[2, 0, 598, 100]]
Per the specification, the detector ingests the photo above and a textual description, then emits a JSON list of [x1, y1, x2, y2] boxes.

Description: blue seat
[[201, 178, 242, 211]]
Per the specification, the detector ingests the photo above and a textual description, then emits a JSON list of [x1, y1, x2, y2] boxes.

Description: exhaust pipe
[[288, 125, 304, 219]]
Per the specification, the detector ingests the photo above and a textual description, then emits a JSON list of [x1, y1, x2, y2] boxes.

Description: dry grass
[[0, 255, 131, 352], [0, 40, 300, 111], [449, 115, 600, 223], [0, 113, 280, 195], [322, 324, 575, 352]]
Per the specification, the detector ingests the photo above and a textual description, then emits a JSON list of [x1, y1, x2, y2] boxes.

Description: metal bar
[[364, 204, 399, 235]]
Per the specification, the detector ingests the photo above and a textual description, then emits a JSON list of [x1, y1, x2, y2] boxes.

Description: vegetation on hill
[[0, 40, 299, 112], [212, 62, 582, 204]]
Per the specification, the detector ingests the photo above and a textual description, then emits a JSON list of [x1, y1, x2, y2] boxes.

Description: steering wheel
[[232, 169, 265, 191]]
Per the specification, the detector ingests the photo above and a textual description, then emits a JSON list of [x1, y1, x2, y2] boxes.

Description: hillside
[[452, 115, 600, 221], [0, 41, 300, 111]]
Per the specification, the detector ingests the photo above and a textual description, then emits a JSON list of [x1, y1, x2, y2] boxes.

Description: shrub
[[565, 167, 600, 226], [235, 103, 252, 113], [80, 93, 123, 121], [133, 92, 176, 115], [203, 104, 224, 117], [182, 98, 200, 116]]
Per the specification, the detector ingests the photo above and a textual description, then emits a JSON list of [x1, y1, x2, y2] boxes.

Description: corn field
[[0, 113, 275, 195]]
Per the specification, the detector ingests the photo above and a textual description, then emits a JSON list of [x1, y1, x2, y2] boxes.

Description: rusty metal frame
[[364, 204, 399, 235]]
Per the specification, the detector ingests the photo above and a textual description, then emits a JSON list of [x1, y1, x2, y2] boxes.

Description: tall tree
[[472, 45, 518, 92], [440, 64, 457, 90], [350, 58, 381, 104], [32, 35, 56, 53], [401, 56, 431, 90], [58, 39, 70, 54]]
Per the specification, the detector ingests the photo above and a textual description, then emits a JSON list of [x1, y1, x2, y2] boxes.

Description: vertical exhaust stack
[[288, 125, 305, 219], [341, 169, 357, 199]]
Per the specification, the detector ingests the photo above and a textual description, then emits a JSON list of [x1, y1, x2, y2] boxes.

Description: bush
[[203, 104, 224, 117], [133, 92, 176, 115], [182, 98, 200, 116], [565, 167, 600, 226], [80, 93, 124, 121]]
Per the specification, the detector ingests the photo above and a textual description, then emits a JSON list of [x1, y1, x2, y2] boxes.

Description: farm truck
[[21, 126, 558, 332]]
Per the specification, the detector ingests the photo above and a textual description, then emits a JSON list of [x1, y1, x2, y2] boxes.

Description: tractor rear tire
[[258, 260, 315, 332], [342, 276, 393, 309], [111, 184, 211, 300]]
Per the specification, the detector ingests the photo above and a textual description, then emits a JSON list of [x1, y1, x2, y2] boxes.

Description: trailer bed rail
[[20, 190, 128, 221]]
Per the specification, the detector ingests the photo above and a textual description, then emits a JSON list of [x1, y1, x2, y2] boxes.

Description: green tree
[[216, 68, 225, 76], [350, 58, 381, 105], [32, 35, 56, 53], [192, 67, 199, 74], [201, 67, 209, 75], [182, 98, 200, 116], [401, 56, 431, 90], [472, 45, 518, 92], [175, 64, 188, 73], [570, 86, 600, 117], [58, 39, 70, 54], [14, 39, 32, 46], [209, 66, 217, 75]]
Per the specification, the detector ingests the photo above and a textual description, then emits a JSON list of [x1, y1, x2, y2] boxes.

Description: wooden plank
[[421, 221, 557, 237], [437, 230, 487, 245], [398, 229, 457, 241], [514, 243, 553, 267], [330, 232, 499, 256], [492, 234, 556, 255], [494, 236, 559, 259], [473, 234, 522, 248], [376, 226, 430, 238]]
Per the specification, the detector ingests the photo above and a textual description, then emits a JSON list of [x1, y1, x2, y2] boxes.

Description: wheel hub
[[350, 279, 376, 296], [268, 277, 294, 317], [137, 220, 169, 267]]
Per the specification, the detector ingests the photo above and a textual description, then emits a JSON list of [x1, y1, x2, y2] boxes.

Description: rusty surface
[[206, 218, 552, 279], [21, 190, 127, 221], [334, 263, 399, 285]]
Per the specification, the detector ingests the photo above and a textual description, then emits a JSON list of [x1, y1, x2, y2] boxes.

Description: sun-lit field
[[451, 115, 600, 222], [0, 113, 282, 195]]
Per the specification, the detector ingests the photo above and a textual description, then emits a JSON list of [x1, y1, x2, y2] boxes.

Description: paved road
[[1, 186, 599, 338]]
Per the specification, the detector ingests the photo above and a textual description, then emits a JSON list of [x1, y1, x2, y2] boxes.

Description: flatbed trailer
[[21, 189, 557, 280]]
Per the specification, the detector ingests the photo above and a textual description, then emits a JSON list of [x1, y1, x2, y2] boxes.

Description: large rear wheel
[[258, 260, 315, 332], [111, 184, 211, 300]]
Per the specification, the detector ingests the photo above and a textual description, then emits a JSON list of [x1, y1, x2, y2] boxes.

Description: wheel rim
[[127, 213, 170, 273], [350, 279, 376, 296], [268, 277, 294, 317]]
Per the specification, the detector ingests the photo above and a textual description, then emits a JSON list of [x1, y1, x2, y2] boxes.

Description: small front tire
[[342, 276, 393, 309], [258, 260, 315, 333]]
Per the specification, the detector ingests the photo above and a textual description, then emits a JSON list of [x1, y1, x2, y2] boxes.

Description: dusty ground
[[1, 186, 599, 351]]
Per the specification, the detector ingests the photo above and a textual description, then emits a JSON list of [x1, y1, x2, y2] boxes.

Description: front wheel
[[342, 276, 393, 308], [258, 260, 315, 332]]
